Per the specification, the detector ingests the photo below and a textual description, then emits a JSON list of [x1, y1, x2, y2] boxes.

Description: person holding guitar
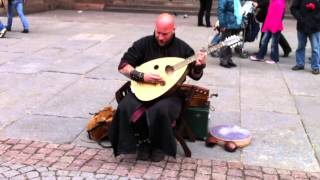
[[109, 13, 207, 162]]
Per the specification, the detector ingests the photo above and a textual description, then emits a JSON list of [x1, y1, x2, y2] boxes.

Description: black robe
[[109, 34, 201, 157]]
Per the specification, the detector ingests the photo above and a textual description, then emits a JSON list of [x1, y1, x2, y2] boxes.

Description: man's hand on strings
[[144, 73, 165, 85]]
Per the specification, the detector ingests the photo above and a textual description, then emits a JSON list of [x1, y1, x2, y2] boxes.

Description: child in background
[[249, 0, 286, 64], [210, 21, 221, 57]]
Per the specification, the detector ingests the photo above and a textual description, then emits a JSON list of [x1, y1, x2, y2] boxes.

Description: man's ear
[[172, 27, 176, 34]]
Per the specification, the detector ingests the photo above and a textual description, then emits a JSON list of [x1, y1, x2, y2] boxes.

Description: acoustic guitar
[[131, 35, 242, 101]]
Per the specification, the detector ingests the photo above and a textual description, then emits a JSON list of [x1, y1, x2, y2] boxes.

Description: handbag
[[87, 106, 115, 147], [244, 13, 260, 42]]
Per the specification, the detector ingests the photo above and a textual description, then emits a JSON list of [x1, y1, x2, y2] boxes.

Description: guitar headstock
[[222, 35, 242, 48]]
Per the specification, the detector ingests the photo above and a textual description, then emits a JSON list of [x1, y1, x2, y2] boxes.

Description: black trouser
[[259, 32, 291, 54], [198, 0, 212, 26], [220, 29, 241, 64]]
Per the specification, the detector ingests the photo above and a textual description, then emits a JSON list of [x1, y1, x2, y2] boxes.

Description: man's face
[[155, 27, 174, 46]]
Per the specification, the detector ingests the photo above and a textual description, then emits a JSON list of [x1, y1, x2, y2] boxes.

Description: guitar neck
[[173, 43, 224, 70]]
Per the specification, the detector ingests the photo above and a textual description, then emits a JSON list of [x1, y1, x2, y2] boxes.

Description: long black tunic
[[109, 34, 200, 157]]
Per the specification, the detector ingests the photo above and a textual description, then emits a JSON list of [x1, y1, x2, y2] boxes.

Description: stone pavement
[[0, 10, 320, 179], [1, 138, 320, 179]]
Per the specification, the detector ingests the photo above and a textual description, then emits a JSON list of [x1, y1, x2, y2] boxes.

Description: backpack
[[244, 13, 260, 42], [87, 106, 115, 145]]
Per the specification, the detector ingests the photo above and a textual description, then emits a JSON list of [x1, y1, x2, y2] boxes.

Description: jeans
[[211, 33, 221, 45], [296, 31, 320, 70], [7, 0, 29, 30], [257, 30, 281, 62], [260, 32, 291, 54], [0, 20, 4, 30]]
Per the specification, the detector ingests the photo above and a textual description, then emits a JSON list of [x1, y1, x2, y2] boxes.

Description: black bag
[[255, 7, 267, 23], [244, 13, 260, 42]]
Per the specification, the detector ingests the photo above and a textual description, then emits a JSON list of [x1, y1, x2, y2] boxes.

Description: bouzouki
[[131, 35, 242, 101]]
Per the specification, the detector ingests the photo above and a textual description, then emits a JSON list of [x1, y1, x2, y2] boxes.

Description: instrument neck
[[173, 43, 223, 70]]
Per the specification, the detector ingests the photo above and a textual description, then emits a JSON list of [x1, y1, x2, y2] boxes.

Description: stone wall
[[58, 0, 105, 11], [0, 0, 293, 16], [0, 0, 59, 15]]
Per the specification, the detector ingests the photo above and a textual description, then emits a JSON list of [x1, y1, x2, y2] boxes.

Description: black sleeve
[[258, 0, 269, 8], [186, 48, 204, 81], [118, 38, 146, 69], [315, 1, 320, 22], [176, 41, 206, 81], [290, 0, 302, 22], [183, 44, 195, 59]]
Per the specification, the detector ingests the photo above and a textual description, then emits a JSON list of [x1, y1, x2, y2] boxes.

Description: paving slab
[[0, 55, 52, 74], [197, 62, 240, 87], [295, 96, 320, 163], [0, 115, 87, 144], [0, 72, 79, 129], [281, 66, 320, 97], [0, 73, 30, 94], [208, 86, 240, 113], [34, 78, 123, 118], [0, 72, 79, 110], [0, 52, 24, 65], [43, 53, 110, 75], [85, 53, 128, 81], [242, 110, 320, 172]]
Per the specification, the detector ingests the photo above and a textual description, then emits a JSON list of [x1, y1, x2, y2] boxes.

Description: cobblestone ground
[[0, 138, 319, 179]]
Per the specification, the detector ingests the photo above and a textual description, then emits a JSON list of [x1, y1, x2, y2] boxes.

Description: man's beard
[[157, 40, 167, 46]]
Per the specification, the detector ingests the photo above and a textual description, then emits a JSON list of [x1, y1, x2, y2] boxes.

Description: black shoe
[[312, 69, 319, 75], [198, 24, 205, 27], [206, 25, 212, 27], [136, 144, 150, 161], [220, 63, 231, 68], [22, 29, 29, 33], [228, 61, 237, 67], [5, 27, 11, 31], [291, 65, 304, 71], [150, 149, 165, 162], [234, 47, 242, 54], [282, 50, 291, 57]]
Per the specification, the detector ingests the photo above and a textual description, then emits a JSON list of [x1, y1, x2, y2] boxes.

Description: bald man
[[109, 13, 207, 162]]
